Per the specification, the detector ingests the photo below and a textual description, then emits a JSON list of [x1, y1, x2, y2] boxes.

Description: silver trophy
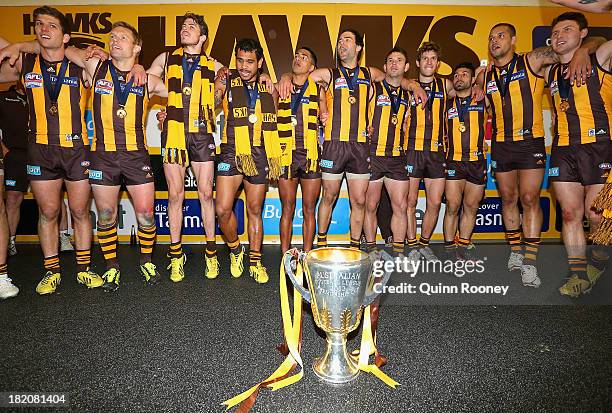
[[284, 247, 392, 384]]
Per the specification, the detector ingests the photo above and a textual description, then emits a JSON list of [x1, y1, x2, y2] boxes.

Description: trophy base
[[312, 332, 360, 384]]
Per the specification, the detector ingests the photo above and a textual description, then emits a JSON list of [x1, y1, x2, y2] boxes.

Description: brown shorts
[[370, 155, 409, 181], [446, 158, 487, 185], [406, 149, 446, 179], [4, 149, 29, 192], [549, 141, 611, 186], [216, 145, 269, 185], [280, 148, 321, 180], [88, 150, 154, 186], [27, 142, 89, 182], [491, 139, 546, 172], [162, 132, 216, 164], [320, 141, 370, 175]]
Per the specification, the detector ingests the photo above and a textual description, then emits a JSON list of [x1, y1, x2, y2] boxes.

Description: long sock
[[457, 237, 471, 249], [138, 224, 156, 264], [568, 254, 588, 280], [249, 250, 261, 267], [227, 238, 241, 255], [590, 246, 610, 272], [205, 238, 217, 258], [392, 241, 404, 256], [169, 241, 183, 259], [406, 238, 418, 251], [419, 236, 430, 247], [317, 232, 327, 248], [75, 249, 91, 273], [44, 255, 60, 273], [444, 240, 457, 252], [523, 237, 540, 266], [98, 222, 119, 269], [0, 263, 7, 277], [365, 241, 376, 252], [505, 229, 522, 254]]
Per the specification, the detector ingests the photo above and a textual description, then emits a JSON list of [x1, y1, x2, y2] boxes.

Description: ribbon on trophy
[[222, 249, 398, 412], [222, 251, 305, 411]]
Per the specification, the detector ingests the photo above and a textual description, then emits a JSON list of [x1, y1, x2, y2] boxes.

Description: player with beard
[[543, 12, 611, 296], [442, 63, 487, 262]]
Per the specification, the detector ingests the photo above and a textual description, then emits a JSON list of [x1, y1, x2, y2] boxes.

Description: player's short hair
[[298, 46, 318, 67], [182, 12, 208, 38], [385, 46, 409, 62], [416, 41, 441, 61], [552, 12, 588, 31], [112, 21, 142, 47], [338, 29, 364, 60], [453, 61, 475, 76], [235, 38, 264, 61], [33, 6, 71, 36], [490, 23, 516, 37]]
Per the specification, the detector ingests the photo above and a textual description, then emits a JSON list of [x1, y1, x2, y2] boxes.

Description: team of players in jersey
[[0, 7, 609, 300]]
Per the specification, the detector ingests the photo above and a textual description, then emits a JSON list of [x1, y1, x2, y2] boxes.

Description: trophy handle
[[363, 250, 393, 307], [283, 249, 312, 303]]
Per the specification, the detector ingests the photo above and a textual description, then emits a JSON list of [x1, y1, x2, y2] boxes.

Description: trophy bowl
[[284, 247, 391, 384]]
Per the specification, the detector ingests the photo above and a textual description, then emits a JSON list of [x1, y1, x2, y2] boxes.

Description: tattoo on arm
[[532, 46, 559, 62], [214, 89, 223, 107]]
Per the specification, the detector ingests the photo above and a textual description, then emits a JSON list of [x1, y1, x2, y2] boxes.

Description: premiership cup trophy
[[283, 247, 391, 384]]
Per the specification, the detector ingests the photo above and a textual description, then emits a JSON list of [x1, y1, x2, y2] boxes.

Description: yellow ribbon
[[222, 253, 304, 410]]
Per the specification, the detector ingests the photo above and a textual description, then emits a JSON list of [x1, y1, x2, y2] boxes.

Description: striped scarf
[[226, 73, 282, 180], [163, 48, 215, 165], [277, 77, 319, 177]]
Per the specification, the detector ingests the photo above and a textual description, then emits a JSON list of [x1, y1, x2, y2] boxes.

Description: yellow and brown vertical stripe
[[323, 67, 371, 143], [407, 77, 447, 152], [91, 60, 149, 152], [446, 97, 486, 161], [485, 54, 545, 143], [369, 81, 409, 157], [21, 53, 87, 148], [549, 54, 611, 147]]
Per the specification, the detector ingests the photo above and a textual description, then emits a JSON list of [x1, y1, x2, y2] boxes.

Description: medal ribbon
[[182, 54, 199, 87], [339, 65, 360, 96], [40, 57, 69, 105], [455, 97, 470, 125], [382, 80, 401, 116], [109, 63, 134, 109], [243, 80, 260, 113], [492, 53, 518, 98], [557, 64, 571, 102], [291, 80, 309, 118], [424, 79, 437, 113]]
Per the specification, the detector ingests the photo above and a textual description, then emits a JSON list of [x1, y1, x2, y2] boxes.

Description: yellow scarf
[[163, 48, 215, 165], [590, 172, 612, 245], [277, 77, 319, 177], [225, 74, 282, 180]]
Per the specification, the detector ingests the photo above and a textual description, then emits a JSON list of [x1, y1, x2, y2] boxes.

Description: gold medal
[[458, 122, 466, 133], [48, 103, 58, 116], [291, 115, 298, 126], [391, 114, 398, 125], [116, 107, 127, 119], [559, 99, 570, 112], [248, 113, 258, 124], [348, 95, 357, 105], [183, 85, 192, 96]]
